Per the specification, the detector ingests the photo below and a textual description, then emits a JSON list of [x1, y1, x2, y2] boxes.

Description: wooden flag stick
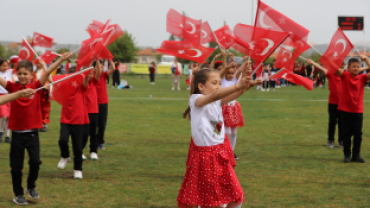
[[307, 42, 323, 56]]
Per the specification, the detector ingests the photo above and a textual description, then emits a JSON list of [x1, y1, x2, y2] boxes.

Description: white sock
[[225, 126, 237, 150]]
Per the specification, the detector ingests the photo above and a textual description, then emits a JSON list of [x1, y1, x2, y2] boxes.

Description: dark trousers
[[150, 73, 155, 82], [270, 80, 276, 89], [10, 131, 41, 196], [97, 104, 108, 145], [83, 113, 98, 153], [339, 111, 363, 157], [106, 75, 109, 84], [263, 81, 269, 89], [328, 104, 342, 143], [59, 124, 84, 171], [112, 70, 120, 87]]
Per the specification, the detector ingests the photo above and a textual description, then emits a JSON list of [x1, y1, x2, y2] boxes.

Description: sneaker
[[74, 170, 83, 179], [26, 189, 39, 200], [13, 195, 28, 205], [327, 141, 334, 148], [172, 87, 174, 91], [5, 137, 11, 143], [351, 156, 365, 163], [261, 88, 266, 92], [266, 88, 270, 92], [82, 154, 87, 160], [98, 144, 105, 150], [276, 85, 281, 88], [178, 87, 181, 91], [186, 86, 190, 90], [234, 153, 239, 160], [90, 152, 98, 160], [339, 142, 344, 148], [344, 156, 351, 163], [57, 157, 70, 170]]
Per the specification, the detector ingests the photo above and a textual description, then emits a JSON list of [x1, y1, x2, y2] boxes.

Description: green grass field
[[1, 76, 370, 207]]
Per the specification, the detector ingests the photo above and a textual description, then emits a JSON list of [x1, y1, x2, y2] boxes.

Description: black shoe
[[338, 141, 344, 148], [351, 156, 365, 163], [5, 137, 11, 143], [234, 153, 239, 160], [13, 195, 28, 205], [344, 156, 351, 163], [26, 189, 39, 200]]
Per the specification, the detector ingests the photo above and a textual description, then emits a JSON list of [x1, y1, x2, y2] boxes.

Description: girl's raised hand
[[19, 88, 35, 98], [221, 50, 226, 57], [227, 62, 236, 69], [61, 52, 73, 61]]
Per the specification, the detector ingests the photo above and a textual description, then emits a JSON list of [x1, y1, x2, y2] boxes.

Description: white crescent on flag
[[202, 30, 207, 38], [335, 39, 346, 54], [20, 47, 30, 59], [33, 34, 40, 43], [185, 21, 196, 34], [282, 50, 292, 59], [259, 10, 272, 29], [188, 49, 202, 57], [258, 38, 274, 56]]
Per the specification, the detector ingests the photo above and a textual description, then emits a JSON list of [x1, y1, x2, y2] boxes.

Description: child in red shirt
[[0, 53, 71, 205], [57, 65, 90, 179], [82, 60, 103, 160], [336, 55, 370, 163], [96, 60, 114, 150]]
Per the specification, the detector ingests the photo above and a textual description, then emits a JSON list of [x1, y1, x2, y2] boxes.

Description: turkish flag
[[38, 51, 60, 65], [234, 24, 289, 76], [255, 0, 309, 46], [32, 32, 53, 48], [274, 47, 296, 71], [101, 24, 124, 45], [166, 9, 202, 42], [50, 67, 93, 105], [278, 70, 313, 90], [77, 42, 113, 71], [319, 28, 353, 72], [214, 25, 235, 49], [86, 20, 105, 37], [156, 40, 215, 63], [19, 39, 35, 62]]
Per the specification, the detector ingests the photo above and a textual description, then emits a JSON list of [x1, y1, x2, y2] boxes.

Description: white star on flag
[[71, 81, 78, 87], [333, 51, 338, 58], [178, 50, 185, 54], [278, 16, 287, 24], [248, 41, 255, 50], [179, 24, 183, 28]]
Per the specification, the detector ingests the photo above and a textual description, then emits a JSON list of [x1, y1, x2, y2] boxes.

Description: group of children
[[0, 53, 116, 205]]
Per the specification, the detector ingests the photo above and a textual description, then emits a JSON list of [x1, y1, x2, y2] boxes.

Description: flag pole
[[34, 66, 93, 92], [307, 42, 323, 56], [209, 22, 226, 52], [263, 67, 285, 81], [22, 36, 39, 59]]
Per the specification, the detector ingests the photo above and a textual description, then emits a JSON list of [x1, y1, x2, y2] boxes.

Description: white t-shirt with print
[[190, 94, 225, 146], [0, 69, 13, 94], [221, 75, 237, 88]]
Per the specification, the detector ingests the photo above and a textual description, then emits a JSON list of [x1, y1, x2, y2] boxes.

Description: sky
[[1, 0, 370, 48]]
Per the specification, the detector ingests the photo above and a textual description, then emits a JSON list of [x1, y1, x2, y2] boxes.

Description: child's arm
[[220, 62, 235, 79], [83, 72, 89, 88], [306, 59, 328, 75], [40, 53, 72, 86], [106, 60, 115, 76], [0, 89, 35, 105], [360, 66, 369, 73], [235, 60, 248, 79], [210, 54, 221, 69], [360, 55, 370, 79], [94, 60, 102, 81], [0, 75, 8, 88]]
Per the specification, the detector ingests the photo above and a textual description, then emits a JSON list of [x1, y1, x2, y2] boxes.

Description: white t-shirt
[[172, 62, 183, 74], [190, 94, 225, 146], [0, 69, 13, 94], [188, 68, 192, 76], [221, 75, 237, 88]]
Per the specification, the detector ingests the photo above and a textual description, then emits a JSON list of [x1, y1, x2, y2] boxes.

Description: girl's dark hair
[[214, 62, 223, 69], [0, 58, 7, 66], [348, 58, 360, 68], [192, 67, 216, 94], [68, 66, 77, 74], [17, 60, 33, 72], [92, 60, 103, 67]]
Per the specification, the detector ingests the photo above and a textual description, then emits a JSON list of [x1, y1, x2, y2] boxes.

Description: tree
[[107, 31, 138, 63], [0, 44, 5, 58]]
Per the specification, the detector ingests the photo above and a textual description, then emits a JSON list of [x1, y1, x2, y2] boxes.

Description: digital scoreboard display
[[338, 16, 364, 31]]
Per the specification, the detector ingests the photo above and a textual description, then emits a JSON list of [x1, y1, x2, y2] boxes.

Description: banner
[[157, 65, 172, 74], [131, 64, 149, 74]]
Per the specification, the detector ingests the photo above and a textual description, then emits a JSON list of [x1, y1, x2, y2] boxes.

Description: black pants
[[83, 113, 98, 153], [150, 73, 155, 82], [106, 75, 109, 84], [270, 80, 276, 89], [59, 124, 84, 171], [339, 111, 363, 157], [112, 70, 120, 87], [97, 104, 108, 145], [328, 104, 342, 143], [263, 81, 269, 89], [10, 131, 41, 196]]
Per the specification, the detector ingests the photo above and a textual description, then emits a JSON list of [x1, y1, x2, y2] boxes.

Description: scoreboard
[[338, 16, 364, 31]]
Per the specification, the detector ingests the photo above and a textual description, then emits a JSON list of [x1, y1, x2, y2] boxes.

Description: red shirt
[[6, 81, 43, 130], [326, 71, 342, 105], [338, 71, 368, 113], [61, 85, 89, 125], [84, 79, 98, 113], [96, 72, 109, 104]]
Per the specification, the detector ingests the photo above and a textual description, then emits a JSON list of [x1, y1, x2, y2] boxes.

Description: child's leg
[[352, 113, 363, 157], [25, 132, 41, 191], [88, 113, 99, 153], [337, 107, 343, 144], [59, 124, 71, 158], [70, 125, 84, 171], [10, 132, 26, 196], [177, 75, 180, 88], [97, 104, 108, 145], [340, 111, 352, 158], [82, 123, 90, 150], [327, 104, 338, 143], [227, 201, 243, 208], [0, 117, 6, 132], [172, 74, 175, 88], [229, 127, 237, 151]]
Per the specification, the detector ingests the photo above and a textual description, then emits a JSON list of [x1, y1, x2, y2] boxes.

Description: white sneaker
[[82, 154, 87, 160], [261, 88, 266, 92], [90, 152, 98, 160], [177, 87, 180, 91], [57, 157, 70, 170], [171, 87, 174, 91], [266, 88, 270, 92], [74, 170, 83, 179]]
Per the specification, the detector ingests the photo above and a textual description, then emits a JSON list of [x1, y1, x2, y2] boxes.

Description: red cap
[[9, 56, 19, 64]]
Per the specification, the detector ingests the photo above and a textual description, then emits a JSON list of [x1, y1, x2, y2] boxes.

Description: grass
[[1, 76, 370, 207]]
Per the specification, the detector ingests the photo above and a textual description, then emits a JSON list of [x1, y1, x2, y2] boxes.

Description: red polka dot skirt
[[178, 139, 244, 207], [222, 101, 244, 128]]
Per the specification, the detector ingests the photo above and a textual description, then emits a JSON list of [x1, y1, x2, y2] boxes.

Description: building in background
[[135, 48, 162, 64]]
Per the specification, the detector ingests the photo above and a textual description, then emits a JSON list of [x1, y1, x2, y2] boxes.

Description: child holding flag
[[0, 58, 13, 142]]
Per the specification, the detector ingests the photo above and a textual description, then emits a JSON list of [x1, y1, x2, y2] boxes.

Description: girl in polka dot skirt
[[177, 64, 259, 208]]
